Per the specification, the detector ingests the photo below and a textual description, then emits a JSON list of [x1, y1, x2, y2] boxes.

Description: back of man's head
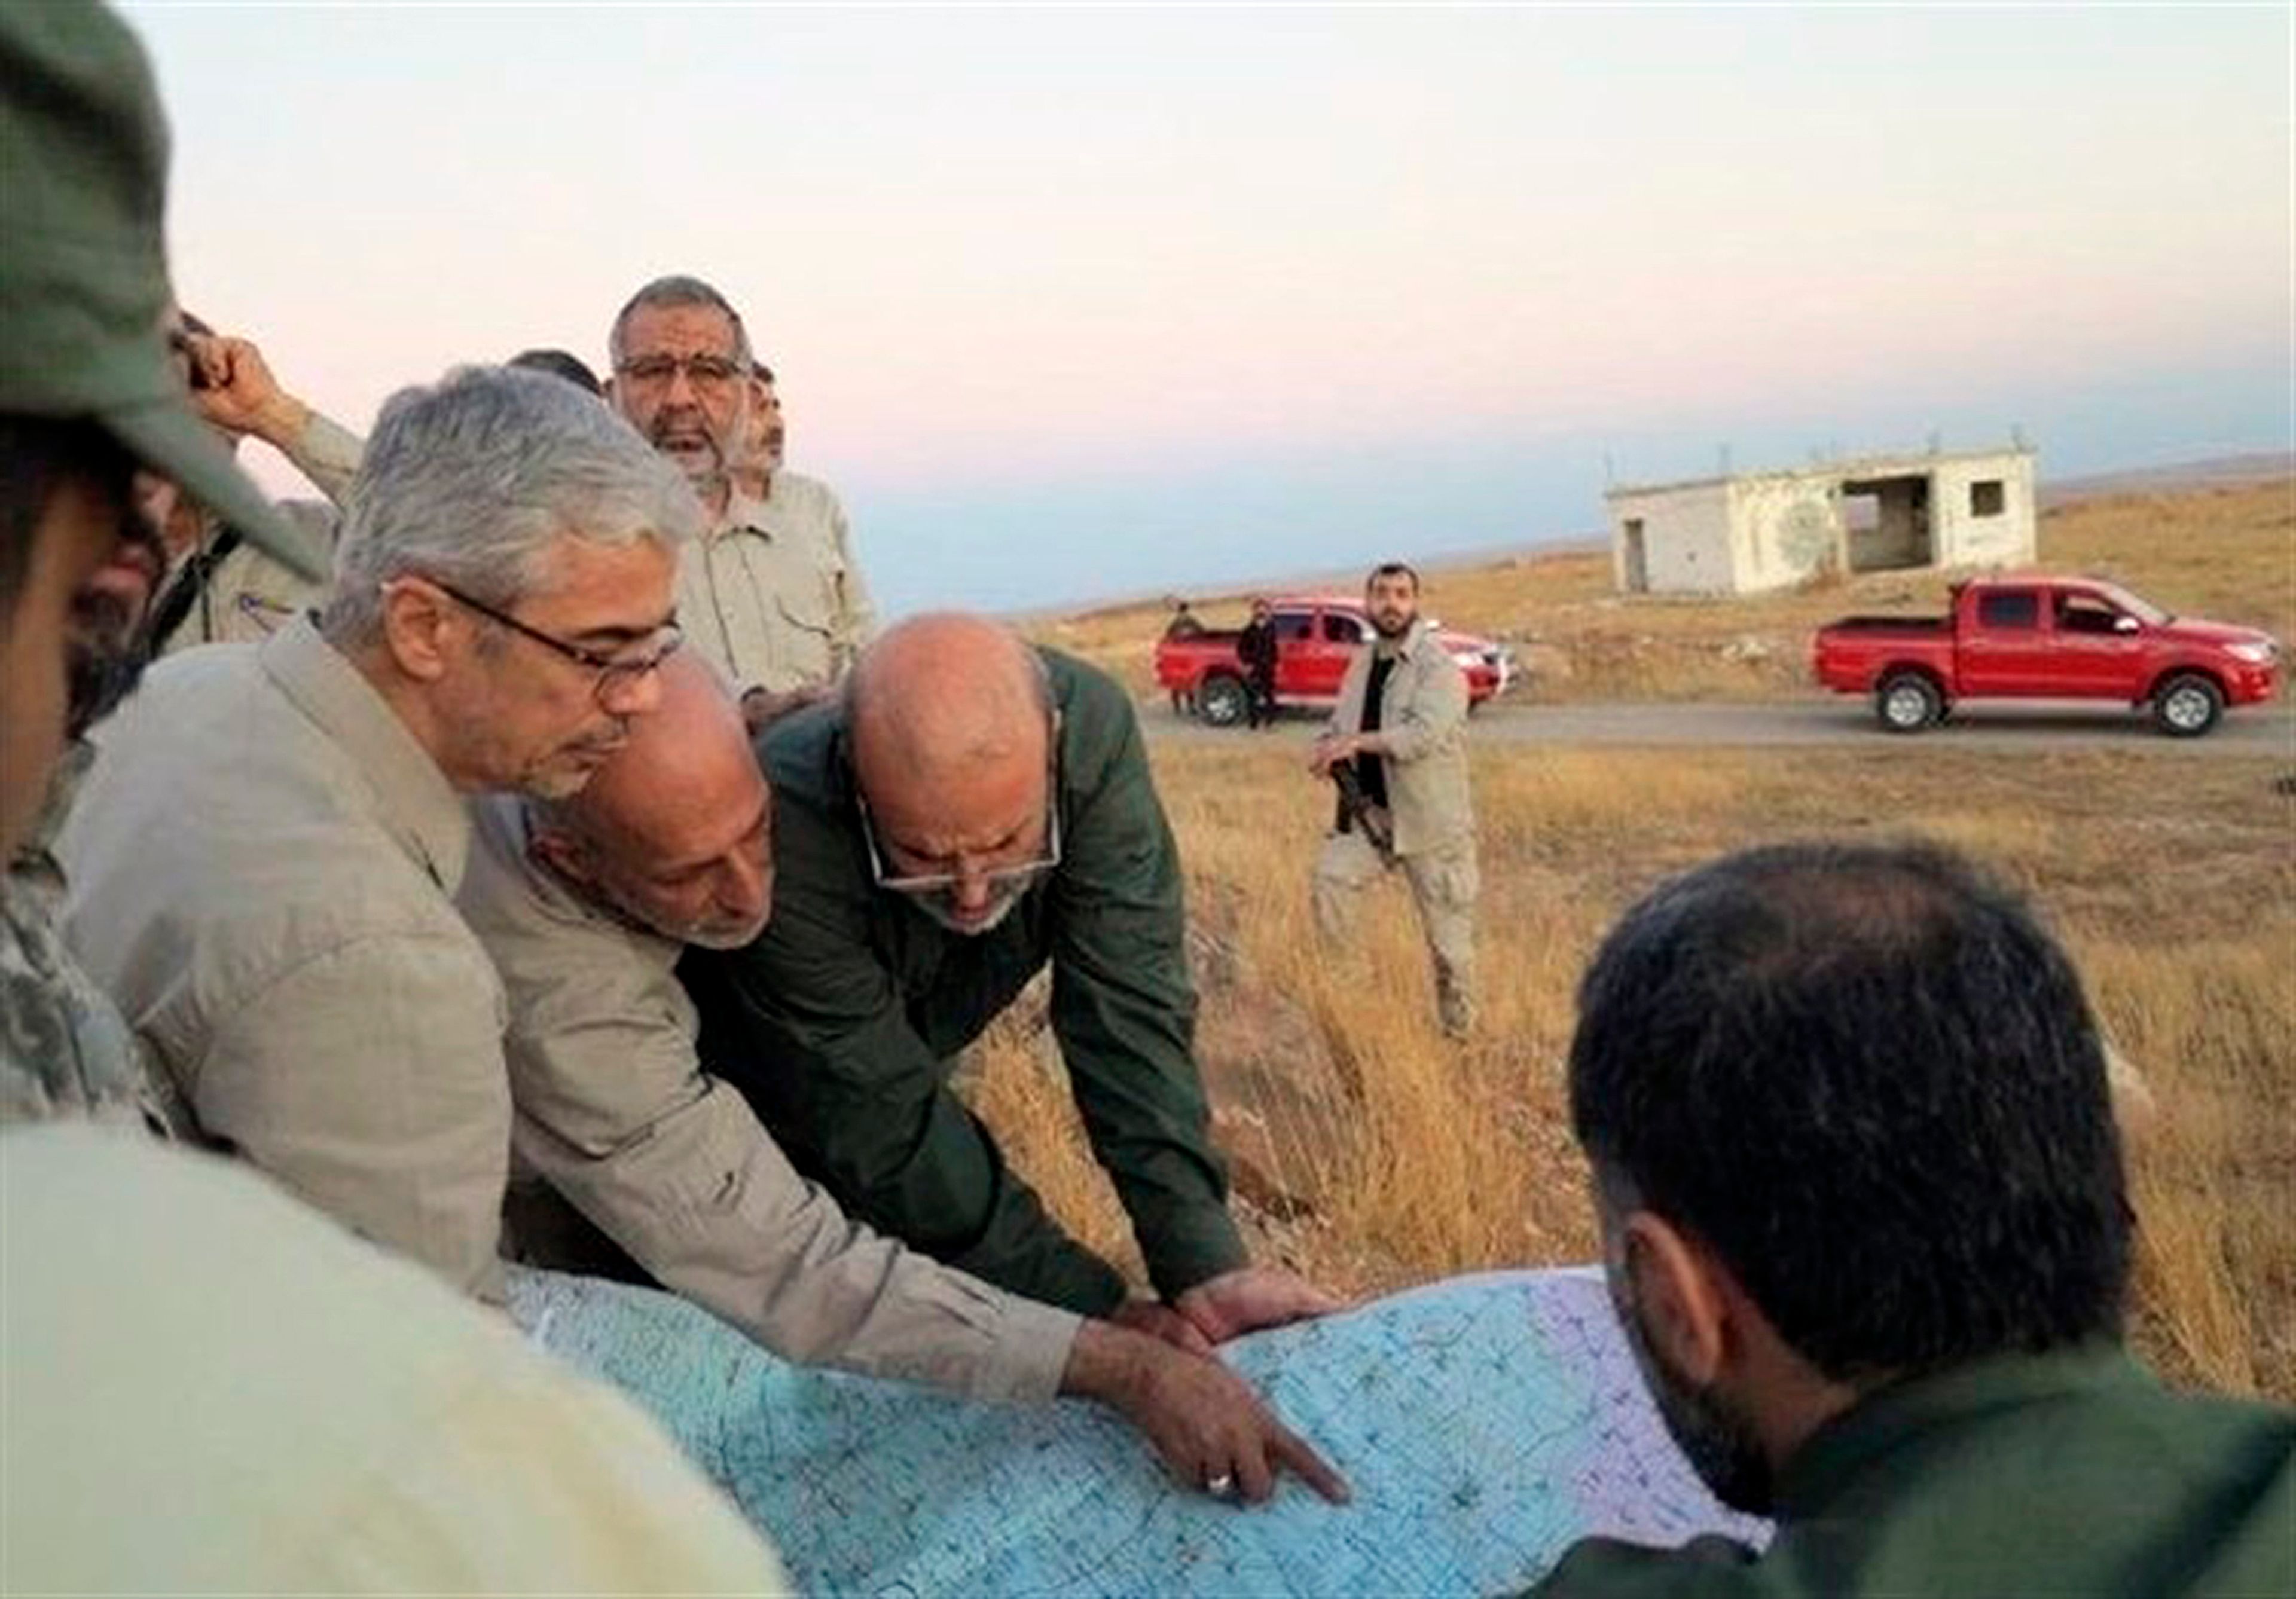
[[1569, 840, 2130, 1385], [506, 348, 602, 398]]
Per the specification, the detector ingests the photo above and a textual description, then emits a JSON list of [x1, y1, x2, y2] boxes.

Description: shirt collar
[[713, 485, 775, 541], [260, 616, 471, 893], [1777, 1340, 2150, 1518]]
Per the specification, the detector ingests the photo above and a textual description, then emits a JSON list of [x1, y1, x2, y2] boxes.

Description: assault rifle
[[1330, 761, 1396, 860]]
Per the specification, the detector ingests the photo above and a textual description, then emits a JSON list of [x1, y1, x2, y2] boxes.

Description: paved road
[[1145, 697, 2296, 757]]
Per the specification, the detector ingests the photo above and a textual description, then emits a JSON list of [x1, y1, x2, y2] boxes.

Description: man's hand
[[1109, 1296, 1215, 1357], [741, 681, 834, 732], [1308, 733, 1357, 776], [1061, 1321, 1349, 1506], [1176, 1265, 1345, 1344], [183, 332, 310, 451]]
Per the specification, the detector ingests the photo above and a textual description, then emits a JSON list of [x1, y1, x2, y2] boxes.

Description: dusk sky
[[124, 4, 2288, 616]]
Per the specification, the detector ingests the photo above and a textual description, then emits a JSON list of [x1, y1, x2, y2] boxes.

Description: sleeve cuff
[[981, 1298, 1086, 1405], [1143, 1212, 1251, 1302]]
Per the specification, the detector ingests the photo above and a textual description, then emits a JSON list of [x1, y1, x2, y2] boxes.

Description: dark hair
[[1367, 561, 1419, 593], [607, 275, 753, 369], [507, 348, 603, 397], [0, 414, 135, 612], [1568, 840, 2129, 1383]]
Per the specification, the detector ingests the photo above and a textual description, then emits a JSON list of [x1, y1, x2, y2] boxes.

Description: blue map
[[510, 1266, 1768, 1597]]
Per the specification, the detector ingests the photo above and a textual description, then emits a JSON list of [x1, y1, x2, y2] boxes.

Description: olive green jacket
[[1532, 1344, 2294, 1598], [682, 650, 1245, 1316]]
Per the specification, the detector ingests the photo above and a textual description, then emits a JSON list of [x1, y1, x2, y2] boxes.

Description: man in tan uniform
[[461, 652, 1347, 1503], [143, 316, 364, 652], [64, 365, 698, 1300], [606, 276, 872, 716], [1308, 562, 1480, 1038]]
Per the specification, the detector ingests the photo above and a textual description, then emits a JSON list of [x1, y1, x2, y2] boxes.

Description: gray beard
[[908, 887, 1024, 937]]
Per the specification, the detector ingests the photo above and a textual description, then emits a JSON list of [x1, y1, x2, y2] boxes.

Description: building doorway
[[1840, 475, 1933, 573], [1622, 518, 1649, 592]]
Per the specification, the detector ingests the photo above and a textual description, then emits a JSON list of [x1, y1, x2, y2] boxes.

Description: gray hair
[[322, 365, 701, 646], [607, 274, 754, 369]]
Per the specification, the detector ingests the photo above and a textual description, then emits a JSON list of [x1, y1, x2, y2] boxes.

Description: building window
[[1970, 479, 2005, 518]]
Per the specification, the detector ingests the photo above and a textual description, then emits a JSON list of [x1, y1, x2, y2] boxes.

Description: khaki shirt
[[154, 411, 364, 653], [458, 796, 1079, 1401], [678, 472, 874, 695], [4, 1124, 788, 1597], [62, 618, 512, 1300], [1328, 617, 1476, 857]]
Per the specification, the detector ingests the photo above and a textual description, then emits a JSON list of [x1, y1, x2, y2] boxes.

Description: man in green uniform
[[684, 613, 1338, 1353], [0, 0, 323, 1128], [1534, 840, 2292, 1598]]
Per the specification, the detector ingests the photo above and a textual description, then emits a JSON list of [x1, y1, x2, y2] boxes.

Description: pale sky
[[124, 3, 2290, 615]]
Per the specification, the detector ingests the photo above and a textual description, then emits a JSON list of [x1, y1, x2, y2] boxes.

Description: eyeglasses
[[856, 731, 1064, 897], [613, 354, 747, 394], [431, 579, 683, 707]]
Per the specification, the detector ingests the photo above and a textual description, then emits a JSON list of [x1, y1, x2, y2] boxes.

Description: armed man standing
[[1308, 562, 1479, 1039]]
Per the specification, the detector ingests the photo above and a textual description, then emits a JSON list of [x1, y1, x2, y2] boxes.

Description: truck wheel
[[1196, 674, 1250, 728], [2152, 673, 2224, 738], [1876, 672, 1942, 733]]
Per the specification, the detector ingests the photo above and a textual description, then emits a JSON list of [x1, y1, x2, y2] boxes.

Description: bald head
[[531, 652, 773, 949], [848, 614, 1057, 935]]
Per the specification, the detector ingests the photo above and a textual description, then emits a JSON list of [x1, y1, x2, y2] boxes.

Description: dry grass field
[[966, 741, 2296, 1405], [1028, 479, 2294, 704]]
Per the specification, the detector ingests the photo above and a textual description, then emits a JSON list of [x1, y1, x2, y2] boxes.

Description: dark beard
[[1369, 610, 1412, 640], [64, 586, 153, 739], [1610, 1273, 1777, 1514]]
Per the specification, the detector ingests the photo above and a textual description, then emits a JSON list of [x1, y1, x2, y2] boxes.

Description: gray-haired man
[[606, 276, 873, 716], [63, 366, 698, 1298]]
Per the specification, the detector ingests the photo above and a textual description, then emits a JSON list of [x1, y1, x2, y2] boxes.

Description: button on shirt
[[457, 794, 1079, 1401], [679, 472, 874, 695], [62, 617, 512, 1300]]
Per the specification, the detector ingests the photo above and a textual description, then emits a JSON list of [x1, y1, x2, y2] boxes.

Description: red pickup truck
[[1813, 576, 2280, 736], [1155, 597, 1515, 726]]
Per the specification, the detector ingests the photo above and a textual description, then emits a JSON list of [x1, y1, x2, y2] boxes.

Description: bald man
[[681, 615, 1339, 1348], [458, 654, 1347, 1505]]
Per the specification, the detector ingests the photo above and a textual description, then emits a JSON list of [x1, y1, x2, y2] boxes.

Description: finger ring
[[1204, 1472, 1234, 1496]]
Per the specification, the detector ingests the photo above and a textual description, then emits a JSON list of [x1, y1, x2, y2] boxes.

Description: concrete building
[[1605, 445, 2037, 597]]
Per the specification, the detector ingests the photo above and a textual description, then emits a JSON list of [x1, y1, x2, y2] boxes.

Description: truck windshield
[[2092, 583, 2170, 626]]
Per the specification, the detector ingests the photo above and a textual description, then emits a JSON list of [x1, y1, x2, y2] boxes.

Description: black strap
[[146, 525, 245, 647]]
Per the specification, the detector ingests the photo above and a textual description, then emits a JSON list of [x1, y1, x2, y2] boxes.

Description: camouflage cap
[[0, 1, 322, 580]]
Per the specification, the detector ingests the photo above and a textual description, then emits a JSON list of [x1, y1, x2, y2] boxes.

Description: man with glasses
[[682, 614, 1344, 1352], [63, 365, 699, 1298], [607, 276, 874, 721], [460, 653, 1346, 1505]]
